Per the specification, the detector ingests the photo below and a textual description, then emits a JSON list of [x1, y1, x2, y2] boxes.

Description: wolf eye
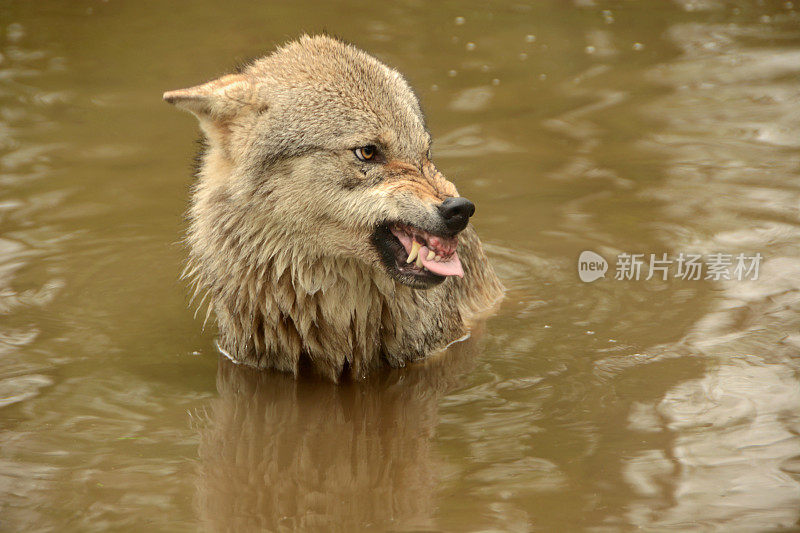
[[354, 145, 377, 162]]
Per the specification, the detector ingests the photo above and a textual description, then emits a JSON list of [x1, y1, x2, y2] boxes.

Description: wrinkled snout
[[437, 197, 475, 234]]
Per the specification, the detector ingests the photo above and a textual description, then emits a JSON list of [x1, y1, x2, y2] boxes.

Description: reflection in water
[[196, 334, 480, 532]]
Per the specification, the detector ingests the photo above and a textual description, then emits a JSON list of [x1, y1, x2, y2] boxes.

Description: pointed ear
[[163, 74, 256, 120]]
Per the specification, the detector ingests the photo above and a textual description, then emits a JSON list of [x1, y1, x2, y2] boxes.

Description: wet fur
[[167, 35, 503, 380]]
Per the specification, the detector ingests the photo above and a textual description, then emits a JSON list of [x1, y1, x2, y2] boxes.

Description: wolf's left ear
[[163, 74, 256, 120]]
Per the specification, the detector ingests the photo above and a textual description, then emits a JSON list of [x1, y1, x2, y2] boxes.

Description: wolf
[[164, 35, 503, 381]]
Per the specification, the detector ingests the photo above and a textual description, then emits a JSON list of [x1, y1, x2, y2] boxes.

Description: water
[[1, 1, 799, 531]]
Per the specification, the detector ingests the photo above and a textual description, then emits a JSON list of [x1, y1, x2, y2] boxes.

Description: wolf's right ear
[[163, 74, 257, 121]]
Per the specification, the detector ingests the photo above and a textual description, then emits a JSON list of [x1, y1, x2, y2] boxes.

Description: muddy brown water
[[2, 1, 800, 531]]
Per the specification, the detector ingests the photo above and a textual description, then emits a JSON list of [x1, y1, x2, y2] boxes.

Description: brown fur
[[165, 35, 503, 380]]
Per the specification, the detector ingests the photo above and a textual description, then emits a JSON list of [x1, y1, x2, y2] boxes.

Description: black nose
[[437, 197, 475, 234]]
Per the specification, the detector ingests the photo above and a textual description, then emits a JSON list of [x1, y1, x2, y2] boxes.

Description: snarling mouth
[[372, 222, 464, 289]]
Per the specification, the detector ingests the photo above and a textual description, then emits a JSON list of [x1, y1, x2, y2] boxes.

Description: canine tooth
[[406, 241, 421, 263], [426, 250, 435, 261], [415, 254, 423, 268]]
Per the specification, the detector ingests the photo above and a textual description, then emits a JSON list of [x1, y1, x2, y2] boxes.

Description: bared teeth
[[406, 241, 421, 263], [394, 224, 460, 269]]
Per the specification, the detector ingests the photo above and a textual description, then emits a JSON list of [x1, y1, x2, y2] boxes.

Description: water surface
[[1, 1, 799, 531]]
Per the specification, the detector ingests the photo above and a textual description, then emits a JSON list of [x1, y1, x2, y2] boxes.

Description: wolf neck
[[208, 247, 465, 381]]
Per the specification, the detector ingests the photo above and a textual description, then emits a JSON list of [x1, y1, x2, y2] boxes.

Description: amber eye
[[354, 145, 377, 162]]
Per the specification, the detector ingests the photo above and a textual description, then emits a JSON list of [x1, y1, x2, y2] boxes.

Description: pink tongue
[[389, 227, 464, 278], [419, 246, 464, 278]]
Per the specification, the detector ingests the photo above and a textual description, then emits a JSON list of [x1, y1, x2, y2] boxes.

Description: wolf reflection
[[194, 331, 482, 532]]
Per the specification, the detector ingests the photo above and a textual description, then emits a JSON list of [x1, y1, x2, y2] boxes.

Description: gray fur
[[165, 35, 503, 380]]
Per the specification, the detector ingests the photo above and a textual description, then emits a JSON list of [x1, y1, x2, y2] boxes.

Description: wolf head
[[164, 35, 475, 290]]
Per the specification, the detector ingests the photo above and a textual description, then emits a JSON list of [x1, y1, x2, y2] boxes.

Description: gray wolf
[[164, 35, 503, 380]]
